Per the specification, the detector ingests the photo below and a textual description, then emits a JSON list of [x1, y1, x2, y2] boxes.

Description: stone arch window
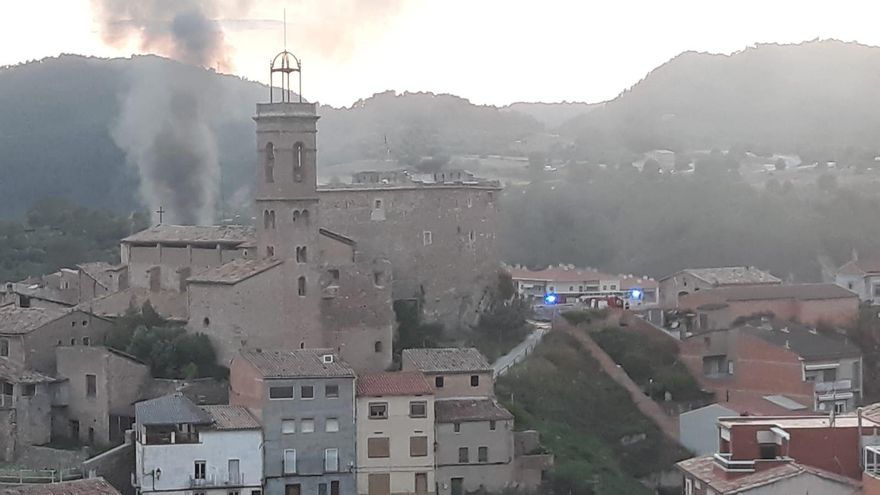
[[263, 210, 271, 229], [269, 210, 276, 229], [265, 142, 275, 183], [374, 341, 383, 353], [296, 246, 308, 263], [293, 142, 304, 182], [267, 245, 275, 257], [292, 210, 301, 223], [302, 209, 310, 225], [298, 276, 307, 296]]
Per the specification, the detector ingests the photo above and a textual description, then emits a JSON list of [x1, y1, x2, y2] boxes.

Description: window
[[324, 448, 339, 472], [874, 284, 880, 298], [72, 321, 77, 327], [203, 317, 210, 327], [410, 436, 428, 457], [302, 209, 310, 225], [0, 339, 7, 357], [325, 418, 339, 432], [269, 386, 294, 399], [848, 282, 855, 290], [489, 420, 496, 431], [330, 481, 339, 495], [194, 460, 207, 479], [301, 418, 315, 433], [684, 479, 693, 495], [325, 384, 339, 398], [22, 384, 35, 397], [458, 447, 469, 463], [374, 341, 383, 353], [478, 446, 488, 462], [301, 385, 314, 399], [373, 271, 384, 287], [758, 443, 778, 459], [374, 199, 383, 209], [70, 338, 76, 346], [265, 142, 275, 183], [328, 269, 340, 281], [298, 276, 306, 296], [296, 246, 308, 263], [294, 142, 304, 182], [282, 419, 296, 434], [469, 230, 476, 243], [86, 374, 96, 398], [470, 375, 480, 387], [252, 491, 262, 495], [368, 437, 390, 458], [285, 485, 301, 495], [409, 401, 427, 418], [435, 376, 444, 388], [422, 231, 433, 246], [318, 484, 328, 495], [835, 401, 847, 414], [453, 423, 461, 433], [369, 402, 388, 419], [82, 337, 90, 346], [267, 245, 275, 257], [283, 449, 297, 474]]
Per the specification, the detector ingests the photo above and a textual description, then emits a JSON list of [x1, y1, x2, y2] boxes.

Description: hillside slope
[[560, 40, 880, 159]]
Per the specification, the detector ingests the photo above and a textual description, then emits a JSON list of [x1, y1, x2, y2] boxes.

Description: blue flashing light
[[630, 288, 643, 300], [544, 293, 558, 305]]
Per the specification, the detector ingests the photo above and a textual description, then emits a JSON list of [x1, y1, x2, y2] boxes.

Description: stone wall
[[83, 430, 135, 495], [319, 185, 501, 328]]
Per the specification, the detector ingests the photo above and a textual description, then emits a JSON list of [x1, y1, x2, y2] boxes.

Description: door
[[451, 478, 463, 495], [368, 474, 390, 495], [228, 459, 241, 484], [285, 484, 301, 495], [415, 473, 428, 495]]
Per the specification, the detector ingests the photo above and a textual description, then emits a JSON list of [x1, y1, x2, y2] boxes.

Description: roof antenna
[[283, 8, 287, 51]]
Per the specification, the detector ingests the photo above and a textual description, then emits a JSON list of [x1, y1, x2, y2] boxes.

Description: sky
[[2, 0, 880, 107]]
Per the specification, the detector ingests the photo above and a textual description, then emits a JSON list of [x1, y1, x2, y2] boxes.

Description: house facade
[[355, 372, 435, 495], [401, 348, 493, 400], [836, 256, 880, 304], [230, 349, 357, 495], [507, 265, 658, 307], [134, 394, 263, 495], [659, 267, 781, 308]]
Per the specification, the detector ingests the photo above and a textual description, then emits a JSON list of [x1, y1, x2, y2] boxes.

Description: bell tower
[[254, 49, 319, 261]]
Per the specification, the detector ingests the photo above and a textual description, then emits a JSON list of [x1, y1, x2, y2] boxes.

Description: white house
[[134, 394, 263, 495], [836, 256, 880, 304]]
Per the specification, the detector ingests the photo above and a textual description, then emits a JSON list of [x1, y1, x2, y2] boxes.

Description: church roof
[[122, 224, 255, 246], [188, 258, 283, 285]]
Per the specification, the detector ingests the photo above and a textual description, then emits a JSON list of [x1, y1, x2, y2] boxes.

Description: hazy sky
[[2, 0, 879, 107]]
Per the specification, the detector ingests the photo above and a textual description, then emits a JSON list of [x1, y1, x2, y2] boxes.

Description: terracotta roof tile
[[435, 398, 514, 423], [676, 456, 860, 493], [201, 405, 261, 430], [665, 267, 781, 285], [188, 258, 283, 285], [403, 348, 491, 374], [0, 478, 121, 495], [357, 372, 433, 397], [0, 306, 68, 335], [122, 224, 255, 245], [689, 283, 857, 303], [239, 349, 355, 379]]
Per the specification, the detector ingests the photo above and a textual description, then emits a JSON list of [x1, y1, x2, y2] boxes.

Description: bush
[[561, 309, 609, 325]]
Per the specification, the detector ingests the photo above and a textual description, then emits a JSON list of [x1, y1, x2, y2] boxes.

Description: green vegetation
[[392, 300, 445, 361], [0, 198, 148, 282], [106, 303, 225, 379], [467, 298, 531, 362], [591, 327, 705, 401], [497, 332, 689, 495], [840, 304, 880, 402], [560, 309, 609, 326]]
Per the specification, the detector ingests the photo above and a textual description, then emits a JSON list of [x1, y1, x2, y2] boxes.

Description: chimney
[[853, 249, 859, 262], [784, 339, 790, 349]]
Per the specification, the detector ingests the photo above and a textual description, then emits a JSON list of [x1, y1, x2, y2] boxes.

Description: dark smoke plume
[[93, 0, 249, 224]]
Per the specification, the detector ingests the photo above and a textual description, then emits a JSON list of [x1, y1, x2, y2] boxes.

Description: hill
[[0, 55, 541, 219], [559, 40, 880, 163], [503, 101, 601, 127]]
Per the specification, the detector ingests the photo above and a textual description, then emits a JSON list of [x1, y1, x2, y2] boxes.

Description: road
[[492, 320, 551, 377]]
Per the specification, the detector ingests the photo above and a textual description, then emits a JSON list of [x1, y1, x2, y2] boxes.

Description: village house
[[0, 262, 129, 311], [401, 348, 493, 399], [56, 345, 152, 446], [678, 282, 859, 330], [675, 409, 880, 494], [230, 349, 357, 495], [659, 266, 782, 307], [134, 394, 263, 495], [507, 265, 658, 307], [836, 255, 880, 304], [355, 372, 435, 495], [0, 477, 122, 495], [678, 318, 863, 414]]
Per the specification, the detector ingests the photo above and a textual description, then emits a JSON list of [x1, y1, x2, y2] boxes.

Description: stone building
[[659, 266, 782, 307], [230, 348, 357, 495], [318, 172, 502, 327], [401, 348, 494, 399]]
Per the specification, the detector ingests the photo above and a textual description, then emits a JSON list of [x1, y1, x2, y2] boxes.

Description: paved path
[[492, 321, 550, 377], [561, 322, 680, 441]]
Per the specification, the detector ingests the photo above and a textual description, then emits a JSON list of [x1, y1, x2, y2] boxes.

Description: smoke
[[93, 0, 249, 224]]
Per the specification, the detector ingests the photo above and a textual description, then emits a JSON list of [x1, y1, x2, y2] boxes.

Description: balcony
[[189, 473, 246, 488], [814, 379, 852, 394], [143, 430, 200, 445], [0, 394, 13, 409], [713, 453, 756, 473]]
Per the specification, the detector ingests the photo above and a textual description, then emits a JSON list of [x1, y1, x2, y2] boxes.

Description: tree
[[775, 157, 786, 171]]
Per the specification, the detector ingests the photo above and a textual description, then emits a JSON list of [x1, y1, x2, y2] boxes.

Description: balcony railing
[[143, 431, 200, 445], [0, 394, 13, 408], [814, 379, 852, 394], [189, 473, 246, 488], [713, 453, 756, 472]]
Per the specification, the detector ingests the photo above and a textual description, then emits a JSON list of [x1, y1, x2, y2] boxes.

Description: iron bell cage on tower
[[269, 49, 302, 103]]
